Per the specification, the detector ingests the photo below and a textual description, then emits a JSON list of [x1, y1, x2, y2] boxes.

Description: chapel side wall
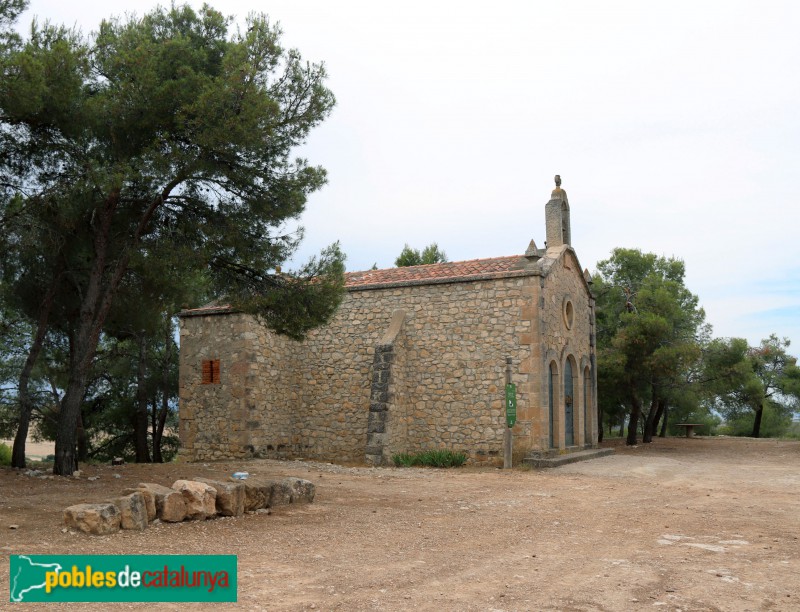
[[243, 317, 302, 458], [294, 276, 535, 464], [538, 248, 594, 448], [178, 312, 300, 461]]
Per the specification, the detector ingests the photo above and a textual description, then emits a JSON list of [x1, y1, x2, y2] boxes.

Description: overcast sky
[[19, 0, 800, 352]]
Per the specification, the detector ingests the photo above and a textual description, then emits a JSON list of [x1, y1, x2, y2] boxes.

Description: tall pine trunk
[[50, 180, 177, 476], [152, 315, 172, 463], [751, 403, 764, 438], [54, 318, 100, 475], [658, 401, 668, 437], [134, 333, 151, 462], [76, 410, 88, 462], [642, 387, 660, 443], [651, 398, 665, 437], [12, 328, 47, 469], [12, 272, 61, 468], [53, 198, 116, 476], [626, 394, 642, 445]]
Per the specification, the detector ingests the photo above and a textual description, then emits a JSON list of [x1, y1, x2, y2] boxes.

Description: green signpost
[[505, 383, 517, 428]]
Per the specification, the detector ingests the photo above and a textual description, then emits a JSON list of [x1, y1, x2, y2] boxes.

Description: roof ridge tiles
[[343, 254, 532, 289]]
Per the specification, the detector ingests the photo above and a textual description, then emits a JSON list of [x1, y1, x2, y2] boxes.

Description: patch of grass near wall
[[391, 449, 468, 468]]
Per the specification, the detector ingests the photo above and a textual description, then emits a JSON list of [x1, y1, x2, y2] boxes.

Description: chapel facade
[[178, 179, 598, 464]]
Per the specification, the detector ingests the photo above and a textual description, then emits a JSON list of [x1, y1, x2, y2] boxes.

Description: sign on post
[[505, 383, 517, 428]]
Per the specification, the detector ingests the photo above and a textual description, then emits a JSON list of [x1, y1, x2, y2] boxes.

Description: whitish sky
[[19, 1, 800, 351]]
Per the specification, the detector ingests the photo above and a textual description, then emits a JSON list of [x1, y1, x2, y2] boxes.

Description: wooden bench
[[676, 423, 703, 438]]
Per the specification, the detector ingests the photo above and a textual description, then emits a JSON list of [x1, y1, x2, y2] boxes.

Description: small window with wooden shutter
[[201, 359, 221, 384]]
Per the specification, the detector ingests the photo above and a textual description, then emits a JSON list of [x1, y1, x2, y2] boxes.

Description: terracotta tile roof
[[180, 254, 539, 315], [345, 255, 534, 290]]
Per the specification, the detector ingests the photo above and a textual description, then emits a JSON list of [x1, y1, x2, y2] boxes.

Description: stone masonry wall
[[290, 276, 535, 463], [179, 248, 597, 464], [179, 312, 301, 461], [241, 317, 303, 458]]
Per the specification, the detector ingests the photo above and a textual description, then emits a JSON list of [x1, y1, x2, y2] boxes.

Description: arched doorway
[[564, 358, 574, 446], [548, 362, 557, 448]]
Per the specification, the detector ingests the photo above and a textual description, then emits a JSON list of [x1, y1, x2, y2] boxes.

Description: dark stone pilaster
[[365, 343, 394, 465]]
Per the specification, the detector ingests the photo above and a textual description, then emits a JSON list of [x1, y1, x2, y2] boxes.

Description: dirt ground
[[1, 436, 799, 611]]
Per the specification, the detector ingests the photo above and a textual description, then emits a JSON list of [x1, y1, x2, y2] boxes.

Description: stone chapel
[[178, 178, 598, 465]]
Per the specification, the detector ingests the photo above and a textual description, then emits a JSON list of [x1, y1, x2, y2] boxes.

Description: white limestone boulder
[[269, 480, 293, 507], [194, 478, 245, 517], [283, 477, 316, 504], [121, 487, 157, 522], [63, 503, 121, 535], [109, 492, 148, 530], [171, 480, 217, 520], [138, 482, 187, 522]]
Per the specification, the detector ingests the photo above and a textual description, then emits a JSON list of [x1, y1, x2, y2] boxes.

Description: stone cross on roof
[[551, 174, 567, 200]]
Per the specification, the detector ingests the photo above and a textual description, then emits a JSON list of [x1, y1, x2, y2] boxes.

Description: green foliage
[[394, 243, 448, 267], [0, 442, 11, 465], [32, 317, 182, 463], [233, 242, 346, 340], [784, 421, 800, 440], [1, 3, 343, 338], [593, 248, 707, 444], [0, 3, 344, 473], [593, 248, 800, 444], [0, 0, 27, 51], [391, 452, 417, 467], [703, 335, 800, 437], [391, 449, 467, 468], [718, 402, 793, 438]]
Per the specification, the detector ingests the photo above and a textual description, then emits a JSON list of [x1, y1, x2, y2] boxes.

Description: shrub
[[718, 404, 793, 438], [0, 442, 11, 466], [391, 453, 417, 467], [391, 449, 467, 468]]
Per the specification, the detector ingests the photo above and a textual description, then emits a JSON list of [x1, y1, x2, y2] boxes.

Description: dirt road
[[1, 437, 799, 611]]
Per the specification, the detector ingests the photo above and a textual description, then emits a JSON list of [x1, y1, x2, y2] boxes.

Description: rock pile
[[63, 476, 315, 535]]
